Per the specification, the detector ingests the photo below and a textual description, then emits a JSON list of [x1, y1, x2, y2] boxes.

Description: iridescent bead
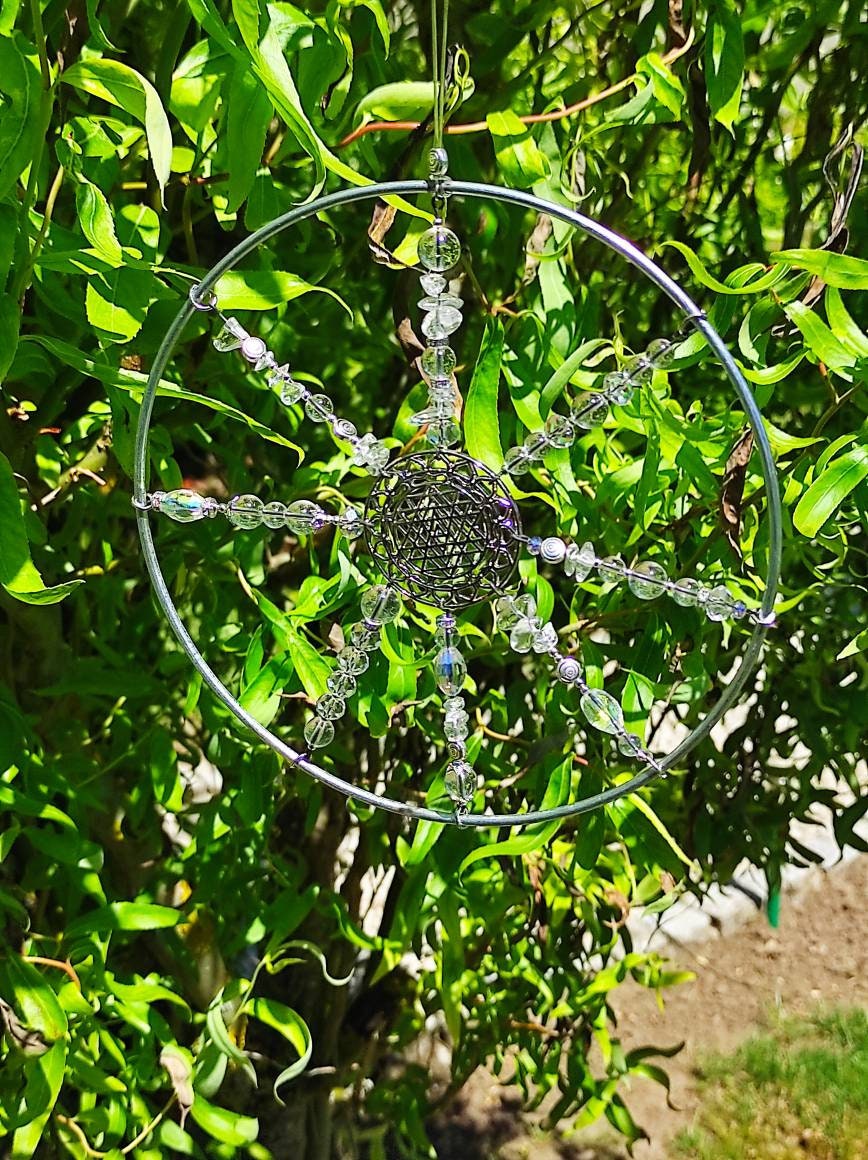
[[646, 338, 675, 368], [421, 305, 463, 339], [286, 499, 323, 535], [544, 412, 575, 448], [597, 554, 626, 582], [279, 378, 305, 405], [240, 335, 268, 364], [420, 273, 447, 296], [571, 394, 608, 429], [262, 501, 287, 529], [158, 489, 207, 523], [510, 619, 539, 654], [671, 577, 702, 607], [228, 494, 264, 529], [418, 225, 461, 272], [628, 561, 669, 600], [327, 671, 357, 697], [564, 541, 596, 581], [316, 693, 346, 721], [304, 716, 334, 749], [617, 733, 645, 757], [527, 536, 542, 555], [212, 317, 246, 352], [494, 593, 536, 629], [426, 419, 461, 448], [444, 760, 475, 805], [556, 656, 582, 684], [305, 394, 334, 422], [503, 446, 532, 476], [434, 646, 467, 696], [337, 646, 369, 675], [532, 622, 558, 653], [603, 371, 634, 406], [350, 623, 380, 652], [625, 355, 653, 384], [361, 586, 400, 625], [580, 689, 625, 735], [418, 293, 463, 311], [421, 344, 456, 377], [337, 508, 364, 539], [331, 417, 358, 442], [540, 537, 567, 564], [523, 431, 549, 460], [705, 584, 735, 622]]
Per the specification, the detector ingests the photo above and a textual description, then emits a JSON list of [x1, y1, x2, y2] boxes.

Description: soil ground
[[432, 854, 868, 1159]]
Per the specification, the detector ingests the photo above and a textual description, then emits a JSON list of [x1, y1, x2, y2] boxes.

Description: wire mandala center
[[364, 451, 521, 610]]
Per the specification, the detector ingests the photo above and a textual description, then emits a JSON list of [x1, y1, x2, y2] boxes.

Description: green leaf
[[0, 292, 22, 385], [464, 318, 504, 470], [10, 1041, 67, 1154], [784, 301, 857, 373], [637, 53, 685, 118], [189, 1097, 259, 1146], [225, 64, 272, 214], [65, 900, 182, 936], [661, 242, 786, 295], [248, 997, 313, 1100], [85, 267, 168, 342], [705, 0, 744, 132], [213, 269, 350, 313], [0, 956, 67, 1041], [0, 32, 42, 200], [487, 110, 549, 187], [75, 180, 124, 263], [355, 81, 433, 122], [825, 288, 868, 358], [206, 992, 257, 1085], [793, 446, 868, 537], [62, 59, 173, 200], [771, 250, 868, 290]]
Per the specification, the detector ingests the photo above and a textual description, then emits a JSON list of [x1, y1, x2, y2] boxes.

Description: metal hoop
[[134, 179, 782, 829]]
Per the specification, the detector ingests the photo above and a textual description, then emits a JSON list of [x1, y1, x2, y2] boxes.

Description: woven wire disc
[[365, 450, 520, 610]]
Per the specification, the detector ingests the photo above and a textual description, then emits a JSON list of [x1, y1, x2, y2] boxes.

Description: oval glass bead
[[418, 225, 461, 272], [671, 576, 702, 607], [316, 693, 346, 721], [262, 501, 287, 529], [494, 593, 536, 629], [544, 412, 575, 448], [421, 344, 456, 377], [523, 431, 549, 460], [646, 337, 675, 368], [444, 760, 475, 805], [625, 355, 653, 384], [421, 305, 463, 339], [580, 689, 625, 735], [597, 554, 626, 582], [434, 646, 467, 696], [503, 446, 532, 476], [617, 732, 645, 757], [571, 394, 608, 429], [304, 716, 334, 749], [327, 671, 357, 697], [564, 540, 596, 581], [628, 560, 669, 600], [338, 508, 363, 539], [603, 370, 634, 406], [160, 489, 208, 523], [228, 494, 264, 529], [705, 584, 735, 622], [361, 586, 401, 625], [305, 393, 334, 422], [286, 499, 323, 535], [337, 646, 369, 675]]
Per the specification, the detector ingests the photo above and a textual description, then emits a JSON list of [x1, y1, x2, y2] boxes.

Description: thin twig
[[22, 955, 81, 989]]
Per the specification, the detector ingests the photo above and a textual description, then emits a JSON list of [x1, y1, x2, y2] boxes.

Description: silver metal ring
[[134, 179, 782, 829]]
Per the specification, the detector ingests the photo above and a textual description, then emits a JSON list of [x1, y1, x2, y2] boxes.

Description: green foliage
[[0, 1, 865, 1157]]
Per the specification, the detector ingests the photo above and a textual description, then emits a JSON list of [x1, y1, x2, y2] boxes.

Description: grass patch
[[674, 1007, 868, 1160]]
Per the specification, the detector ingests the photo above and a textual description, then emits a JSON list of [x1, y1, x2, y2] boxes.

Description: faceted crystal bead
[[327, 671, 357, 697], [421, 305, 463, 339], [527, 536, 542, 555], [544, 412, 575, 448], [426, 419, 461, 447], [352, 433, 377, 465], [617, 732, 645, 757], [331, 417, 358, 442], [159, 489, 207, 523], [266, 363, 291, 387], [361, 586, 400, 625], [434, 646, 467, 696], [503, 446, 532, 476], [444, 713, 470, 742], [580, 689, 625, 735], [350, 623, 380, 652], [262, 501, 287, 529], [510, 618, 540, 654], [705, 584, 735, 622], [338, 508, 364, 539], [443, 695, 464, 714], [428, 377, 454, 400], [671, 577, 702, 607], [532, 622, 558, 653], [540, 537, 567, 564], [571, 394, 608, 429], [337, 646, 369, 675], [523, 431, 549, 460], [240, 335, 268, 364], [628, 560, 669, 600], [603, 370, 634, 406], [646, 338, 675, 368], [494, 593, 536, 630], [305, 394, 334, 422], [564, 541, 596, 581], [280, 378, 305, 405], [420, 273, 447, 296], [212, 317, 247, 352], [597, 554, 626, 582], [316, 693, 346, 721], [304, 716, 334, 749], [732, 600, 748, 620], [286, 499, 324, 534], [556, 656, 582, 684], [625, 355, 653, 384], [228, 494, 264, 529], [421, 344, 456, 377], [444, 760, 475, 806], [418, 225, 461, 272], [418, 293, 463, 311], [410, 406, 445, 428]]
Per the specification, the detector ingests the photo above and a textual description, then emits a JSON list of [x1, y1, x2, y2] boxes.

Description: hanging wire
[[431, 0, 450, 151]]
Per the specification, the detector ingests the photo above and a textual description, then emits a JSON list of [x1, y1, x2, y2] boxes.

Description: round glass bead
[[350, 623, 380, 652], [571, 394, 608, 429], [503, 446, 532, 476], [617, 732, 645, 757], [494, 594, 536, 629], [625, 355, 653, 384], [419, 293, 463, 312], [304, 716, 334, 749], [262, 501, 287, 529], [671, 577, 702, 607], [540, 536, 567, 564], [337, 646, 369, 675], [305, 393, 334, 422], [361, 586, 401, 625], [338, 508, 364, 539], [421, 344, 456, 377], [732, 600, 748, 620], [331, 417, 358, 442], [426, 419, 461, 448], [597, 554, 626, 582], [580, 689, 625, 735], [228, 494, 264, 529], [544, 412, 575, 448], [705, 584, 735, 622], [286, 499, 323, 535], [159, 489, 207, 523], [603, 370, 634, 406], [316, 693, 346, 721], [510, 619, 539, 654], [327, 671, 357, 697], [647, 338, 675, 368], [280, 378, 305, 405], [564, 541, 596, 581], [418, 225, 461, 272], [556, 656, 582, 684], [421, 305, 463, 339], [434, 646, 467, 696], [420, 273, 447, 296], [523, 431, 549, 460], [532, 622, 558, 653], [527, 536, 542, 555], [240, 335, 268, 363], [628, 560, 669, 600], [444, 760, 475, 805]]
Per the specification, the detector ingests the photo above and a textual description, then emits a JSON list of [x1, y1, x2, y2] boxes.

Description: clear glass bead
[[544, 412, 575, 448], [305, 393, 334, 423], [556, 656, 582, 684], [266, 363, 291, 387], [280, 378, 305, 405], [603, 370, 634, 406], [421, 344, 456, 377], [159, 489, 207, 523], [444, 713, 470, 742], [421, 305, 463, 339], [411, 406, 444, 428], [625, 355, 653, 384], [316, 693, 346, 721], [571, 393, 608, 429], [617, 732, 645, 757], [352, 433, 376, 465], [337, 646, 369, 675], [580, 689, 625, 735], [671, 577, 702, 607], [361, 586, 400, 625], [426, 419, 461, 448], [540, 536, 567, 564], [350, 623, 380, 652], [597, 554, 626, 582], [418, 225, 461, 272], [494, 593, 536, 629], [732, 600, 748, 620], [304, 716, 334, 749], [338, 508, 364, 539], [628, 560, 669, 600], [443, 695, 464, 713], [564, 541, 596, 581], [327, 671, 357, 697], [418, 293, 463, 312], [262, 501, 286, 529], [286, 499, 323, 535], [503, 446, 532, 476], [359, 439, 390, 474], [444, 760, 475, 805], [510, 618, 540, 654], [228, 494, 264, 529], [212, 317, 247, 352], [428, 377, 454, 401], [705, 584, 735, 622], [434, 646, 467, 696], [420, 273, 447, 296], [646, 338, 675, 368], [523, 431, 549, 460], [532, 622, 558, 653], [331, 417, 358, 442]]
